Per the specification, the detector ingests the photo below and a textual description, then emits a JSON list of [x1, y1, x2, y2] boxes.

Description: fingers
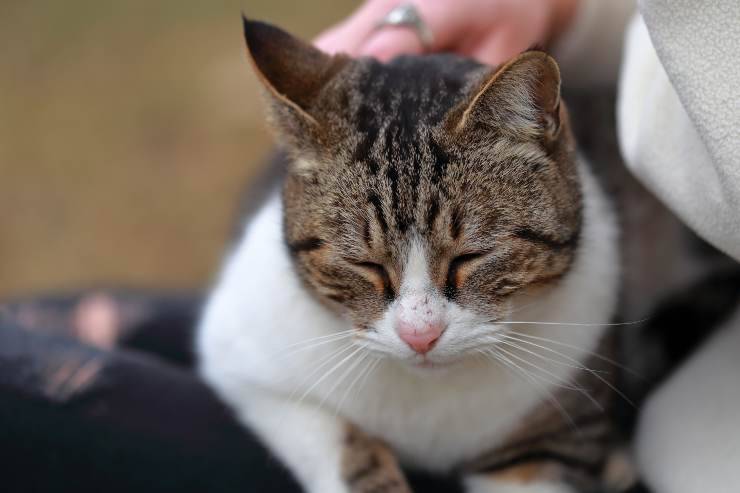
[[315, 0, 456, 61], [359, 0, 456, 60], [314, 0, 399, 55], [359, 27, 424, 61], [469, 7, 554, 66], [470, 31, 524, 67], [313, 0, 553, 67]]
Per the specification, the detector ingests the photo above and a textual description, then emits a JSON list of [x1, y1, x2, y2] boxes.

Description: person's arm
[[618, 0, 740, 261]]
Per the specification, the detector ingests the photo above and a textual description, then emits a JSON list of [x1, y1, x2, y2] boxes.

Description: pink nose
[[397, 320, 445, 354]]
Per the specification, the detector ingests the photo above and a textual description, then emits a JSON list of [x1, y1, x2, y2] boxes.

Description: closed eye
[[445, 252, 487, 299], [349, 260, 395, 301]]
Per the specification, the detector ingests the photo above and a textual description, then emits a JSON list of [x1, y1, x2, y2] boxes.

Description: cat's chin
[[401, 355, 466, 376]]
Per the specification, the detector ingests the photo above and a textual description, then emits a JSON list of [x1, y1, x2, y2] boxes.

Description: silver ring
[[375, 3, 434, 50]]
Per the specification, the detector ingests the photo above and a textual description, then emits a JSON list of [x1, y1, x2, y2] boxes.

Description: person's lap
[[0, 291, 462, 493]]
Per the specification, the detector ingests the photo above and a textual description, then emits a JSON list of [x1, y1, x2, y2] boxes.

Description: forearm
[[617, 14, 740, 261]]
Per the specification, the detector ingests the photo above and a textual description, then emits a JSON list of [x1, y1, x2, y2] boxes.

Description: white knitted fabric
[[621, 5, 740, 490], [556, 0, 739, 260], [636, 305, 740, 493], [619, 0, 740, 260], [555, 3, 740, 493]]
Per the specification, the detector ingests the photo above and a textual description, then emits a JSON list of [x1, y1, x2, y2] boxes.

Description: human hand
[[315, 0, 578, 65]]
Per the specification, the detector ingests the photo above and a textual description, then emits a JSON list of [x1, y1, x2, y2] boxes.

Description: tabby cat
[[198, 18, 632, 493]]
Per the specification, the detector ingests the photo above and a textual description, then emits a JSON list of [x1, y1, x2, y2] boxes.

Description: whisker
[[508, 331, 641, 377], [270, 330, 356, 360], [296, 345, 365, 407], [499, 335, 608, 374], [354, 336, 393, 351], [279, 329, 357, 350], [493, 319, 648, 328], [507, 296, 544, 316], [275, 341, 356, 428], [284, 342, 356, 397], [506, 333, 636, 407], [363, 358, 381, 388], [497, 340, 604, 411], [322, 349, 370, 415], [335, 352, 375, 416], [494, 344, 589, 394], [336, 355, 381, 416], [481, 347, 581, 433]]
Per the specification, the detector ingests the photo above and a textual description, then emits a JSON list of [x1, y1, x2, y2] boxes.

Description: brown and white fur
[[198, 19, 626, 493]]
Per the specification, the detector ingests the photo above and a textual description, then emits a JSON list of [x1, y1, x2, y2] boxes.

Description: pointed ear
[[450, 51, 562, 141], [242, 16, 350, 138]]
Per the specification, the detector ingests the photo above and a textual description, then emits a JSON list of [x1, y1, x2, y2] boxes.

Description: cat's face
[[245, 19, 582, 370]]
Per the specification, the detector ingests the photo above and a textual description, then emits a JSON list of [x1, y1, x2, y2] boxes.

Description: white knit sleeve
[[618, 2, 740, 261]]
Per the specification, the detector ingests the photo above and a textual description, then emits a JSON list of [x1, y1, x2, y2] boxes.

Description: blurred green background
[[0, 0, 356, 298]]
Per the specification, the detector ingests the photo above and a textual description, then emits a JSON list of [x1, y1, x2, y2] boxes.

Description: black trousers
[[0, 291, 461, 493]]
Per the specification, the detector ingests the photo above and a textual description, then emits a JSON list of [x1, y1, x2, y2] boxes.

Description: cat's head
[[245, 18, 583, 370]]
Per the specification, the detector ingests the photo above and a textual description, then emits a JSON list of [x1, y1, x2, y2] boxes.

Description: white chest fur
[[197, 160, 619, 472]]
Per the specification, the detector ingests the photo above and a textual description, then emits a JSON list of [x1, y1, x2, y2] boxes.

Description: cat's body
[[199, 19, 627, 493], [200, 162, 617, 466]]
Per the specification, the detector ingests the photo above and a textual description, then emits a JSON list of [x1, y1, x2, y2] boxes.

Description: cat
[[197, 17, 632, 493]]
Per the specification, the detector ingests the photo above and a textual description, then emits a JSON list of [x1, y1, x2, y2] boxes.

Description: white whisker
[[357, 357, 381, 400], [284, 342, 356, 396], [509, 331, 640, 377], [497, 339, 604, 411], [494, 344, 587, 394], [269, 330, 356, 361], [507, 296, 544, 315], [335, 352, 375, 416], [501, 334, 608, 374], [493, 319, 648, 328], [506, 332, 636, 406], [296, 345, 364, 407], [481, 347, 580, 432], [321, 349, 370, 415]]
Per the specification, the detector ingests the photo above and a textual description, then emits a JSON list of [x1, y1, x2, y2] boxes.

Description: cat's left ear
[[242, 16, 350, 146], [450, 51, 562, 142]]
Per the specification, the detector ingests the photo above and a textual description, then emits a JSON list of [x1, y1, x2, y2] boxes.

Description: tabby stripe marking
[[449, 207, 464, 240], [368, 192, 389, 234], [513, 227, 579, 250], [474, 449, 604, 476], [428, 135, 450, 184], [346, 454, 381, 484], [426, 196, 440, 232], [463, 412, 612, 474], [287, 237, 324, 254]]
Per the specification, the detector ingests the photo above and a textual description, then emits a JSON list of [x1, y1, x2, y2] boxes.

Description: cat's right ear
[[448, 51, 563, 143], [243, 16, 349, 149]]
